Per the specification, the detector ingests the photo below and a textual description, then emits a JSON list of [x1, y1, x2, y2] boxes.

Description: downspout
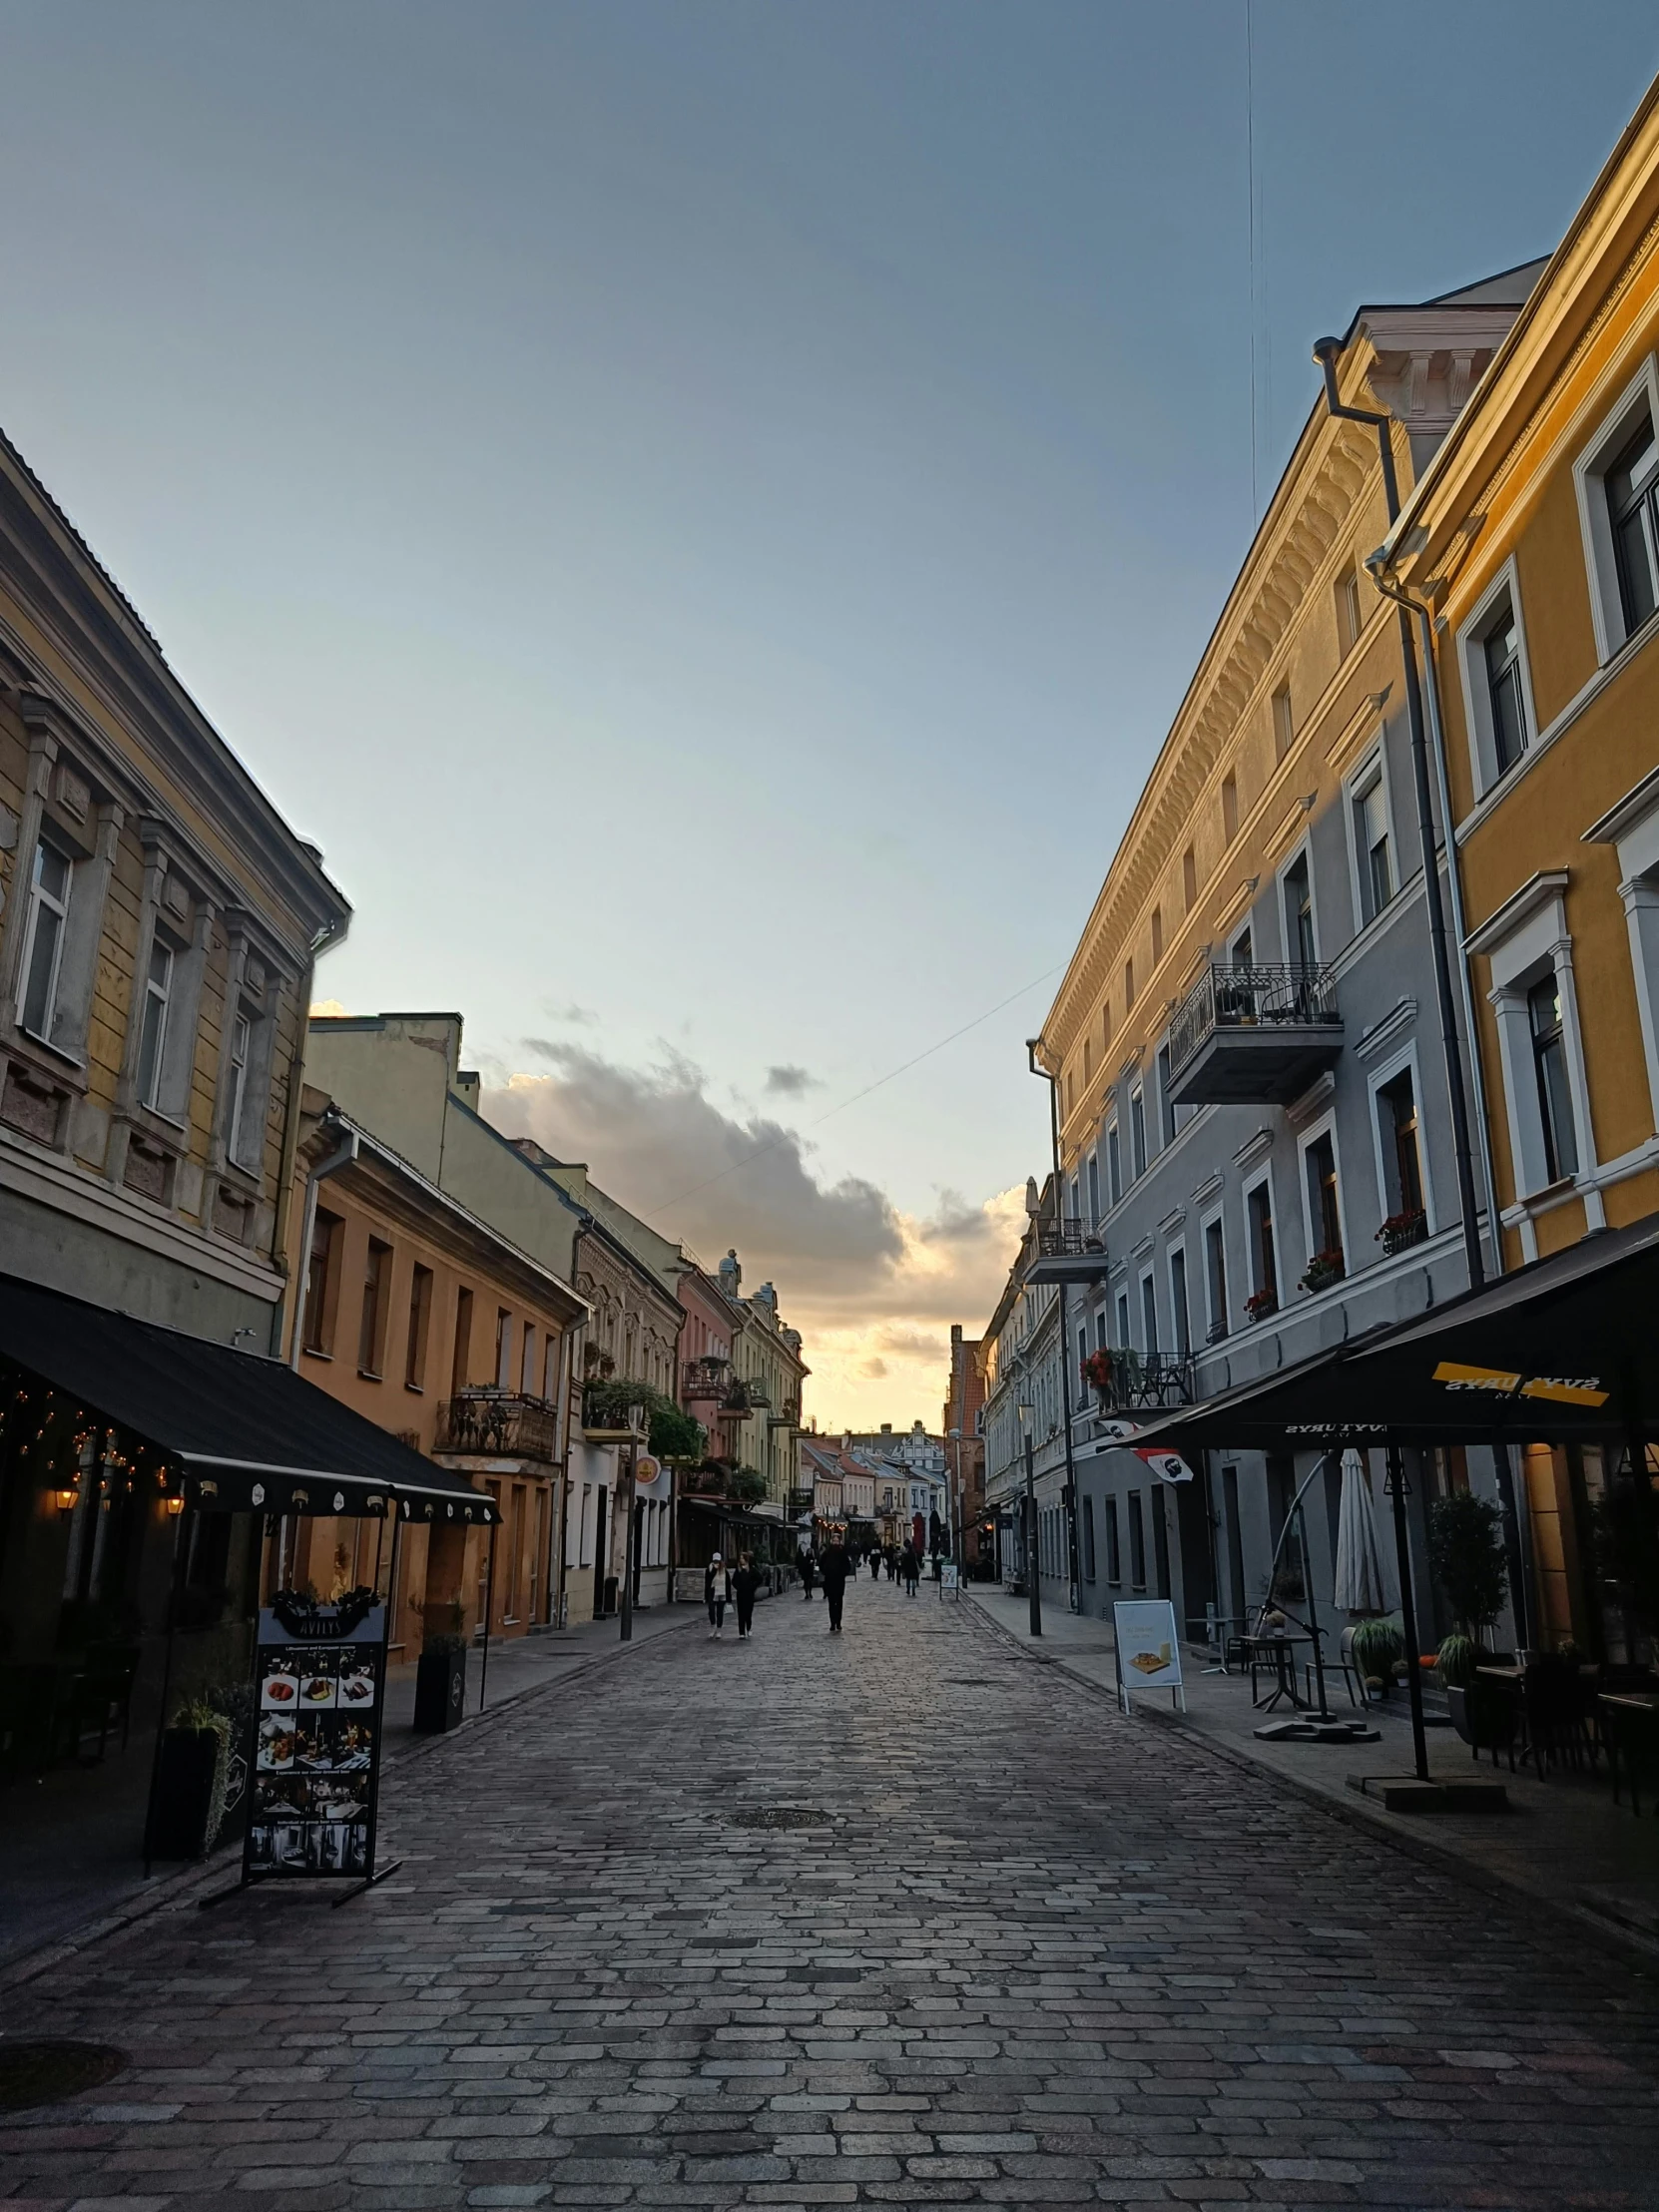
[[286, 1117, 358, 1369], [1028, 1038, 1081, 1613], [1313, 337, 1485, 1297]]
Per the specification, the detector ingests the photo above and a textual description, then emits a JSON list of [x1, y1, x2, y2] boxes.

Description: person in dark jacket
[[900, 1542, 921, 1597], [800, 1546, 818, 1599], [733, 1552, 761, 1640], [705, 1553, 732, 1637], [820, 1536, 850, 1633], [868, 1548, 881, 1581]]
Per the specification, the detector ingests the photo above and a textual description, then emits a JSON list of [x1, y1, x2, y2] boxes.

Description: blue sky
[[1, 3, 1655, 1419]]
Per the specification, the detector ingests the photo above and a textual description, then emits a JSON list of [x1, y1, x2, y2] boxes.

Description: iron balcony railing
[[682, 1357, 732, 1400], [435, 1389, 560, 1462], [1078, 1349, 1194, 1414], [1168, 961, 1341, 1077], [1036, 1217, 1106, 1259]]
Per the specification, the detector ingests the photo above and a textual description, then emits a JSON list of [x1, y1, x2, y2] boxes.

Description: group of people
[[704, 1535, 937, 1640]]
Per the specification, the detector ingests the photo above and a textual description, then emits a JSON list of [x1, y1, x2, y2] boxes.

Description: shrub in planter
[[1427, 1491, 1508, 1642], [1436, 1631, 1478, 1688], [1350, 1615, 1403, 1687], [415, 1601, 469, 1733], [150, 1697, 230, 1860]]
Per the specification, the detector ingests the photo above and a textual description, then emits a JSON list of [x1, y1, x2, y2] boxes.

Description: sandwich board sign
[[1113, 1598, 1186, 1715]]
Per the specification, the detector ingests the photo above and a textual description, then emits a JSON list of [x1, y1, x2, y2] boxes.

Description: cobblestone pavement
[[7, 1583, 1659, 2211]]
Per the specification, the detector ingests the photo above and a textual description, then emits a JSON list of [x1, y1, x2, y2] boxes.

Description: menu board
[[245, 1604, 385, 1882]]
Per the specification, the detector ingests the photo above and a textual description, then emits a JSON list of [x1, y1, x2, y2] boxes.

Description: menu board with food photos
[[245, 1600, 386, 1883]]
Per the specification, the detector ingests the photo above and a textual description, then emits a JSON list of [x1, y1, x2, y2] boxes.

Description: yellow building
[[1380, 75, 1659, 1650]]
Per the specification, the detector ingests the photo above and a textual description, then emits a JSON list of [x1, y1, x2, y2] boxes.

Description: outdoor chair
[[1520, 1655, 1594, 1777], [1601, 1697, 1659, 1814], [1304, 1625, 1366, 1710], [1446, 1680, 1518, 1773]]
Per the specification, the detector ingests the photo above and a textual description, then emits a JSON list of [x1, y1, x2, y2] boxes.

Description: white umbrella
[[1333, 1448, 1387, 1614]]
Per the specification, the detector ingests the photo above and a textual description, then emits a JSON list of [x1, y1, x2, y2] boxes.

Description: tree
[[727, 1465, 768, 1507], [1427, 1490, 1508, 1641]]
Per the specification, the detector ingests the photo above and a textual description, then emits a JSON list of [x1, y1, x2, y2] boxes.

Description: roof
[[0, 1273, 496, 1521]]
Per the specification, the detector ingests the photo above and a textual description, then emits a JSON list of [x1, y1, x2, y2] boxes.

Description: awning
[[679, 1495, 788, 1538], [1131, 1212, 1659, 1457], [0, 1272, 495, 1522]]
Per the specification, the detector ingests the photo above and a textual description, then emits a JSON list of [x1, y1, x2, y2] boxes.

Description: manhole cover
[[730, 1806, 830, 1830], [0, 2040, 128, 2111]]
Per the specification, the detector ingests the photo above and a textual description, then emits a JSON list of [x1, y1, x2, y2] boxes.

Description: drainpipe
[[287, 1118, 358, 1369], [1028, 1038, 1081, 1613], [1313, 337, 1485, 1297]]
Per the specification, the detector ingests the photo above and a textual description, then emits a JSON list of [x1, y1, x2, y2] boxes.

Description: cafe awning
[[1132, 1212, 1659, 1457], [0, 1272, 495, 1522]]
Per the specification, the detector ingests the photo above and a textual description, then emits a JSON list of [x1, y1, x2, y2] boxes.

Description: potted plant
[[1435, 1630, 1478, 1688], [1377, 1209, 1428, 1257], [414, 1599, 468, 1733], [1081, 1348, 1113, 1395], [149, 1694, 231, 1860], [1244, 1287, 1278, 1323], [1298, 1249, 1345, 1295], [1426, 1491, 1509, 1658], [1350, 1614, 1403, 1698]]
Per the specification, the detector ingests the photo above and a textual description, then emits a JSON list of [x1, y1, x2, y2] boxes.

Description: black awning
[[1131, 1211, 1659, 1457], [679, 1496, 788, 1537], [0, 1272, 495, 1521]]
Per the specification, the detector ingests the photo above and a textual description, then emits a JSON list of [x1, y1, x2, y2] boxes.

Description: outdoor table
[[1598, 1691, 1659, 1813], [1240, 1632, 1313, 1711]]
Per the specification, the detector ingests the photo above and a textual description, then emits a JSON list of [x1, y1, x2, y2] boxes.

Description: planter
[[150, 1727, 228, 1860], [413, 1646, 468, 1733]]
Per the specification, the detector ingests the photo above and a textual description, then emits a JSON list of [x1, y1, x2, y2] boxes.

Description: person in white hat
[[704, 1552, 732, 1638]]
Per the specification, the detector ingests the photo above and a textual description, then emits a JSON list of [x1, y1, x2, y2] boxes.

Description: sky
[[1, 2, 1655, 1427]]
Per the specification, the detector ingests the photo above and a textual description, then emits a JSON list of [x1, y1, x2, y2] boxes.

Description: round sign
[[635, 1454, 661, 1483]]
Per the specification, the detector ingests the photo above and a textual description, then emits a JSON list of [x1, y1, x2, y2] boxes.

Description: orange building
[[1380, 75, 1659, 1651], [282, 1090, 587, 1661]]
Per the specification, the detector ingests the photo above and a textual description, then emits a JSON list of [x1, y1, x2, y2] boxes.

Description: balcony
[[1079, 1348, 1193, 1415], [435, 1389, 559, 1463], [769, 1397, 801, 1429], [1168, 963, 1342, 1107], [682, 1355, 733, 1401], [1025, 1216, 1111, 1287]]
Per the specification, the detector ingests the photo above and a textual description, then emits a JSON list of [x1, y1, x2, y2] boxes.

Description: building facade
[[1027, 268, 1547, 1651], [1382, 80, 1659, 1654], [941, 1324, 987, 1573]]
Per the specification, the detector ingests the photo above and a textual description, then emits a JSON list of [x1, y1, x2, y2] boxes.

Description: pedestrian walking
[[821, 1534, 850, 1634], [800, 1545, 818, 1600], [883, 1545, 896, 1581], [900, 1543, 920, 1598], [868, 1549, 880, 1581], [733, 1551, 760, 1640], [705, 1553, 732, 1638]]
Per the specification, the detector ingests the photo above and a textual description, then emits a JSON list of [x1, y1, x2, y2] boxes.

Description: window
[[1116, 1289, 1131, 1350], [1170, 1247, 1191, 1358], [1082, 1035, 1092, 1083], [1087, 1149, 1100, 1224], [495, 1308, 513, 1387], [1077, 1323, 1089, 1400], [1283, 852, 1316, 969], [405, 1265, 433, 1388], [1608, 413, 1659, 637], [1221, 772, 1239, 843], [1140, 1272, 1158, 1357], [226, 1011, 251, 1155], [1247, 1180, 1279, 1312], [1273, 680, 1295, 758], [1377, 1066, 1425, 1223], [1483, 604, 1528, 777], [19, 838, 71, 1040], [1129, 1087, 1147, 1178], [136, 938, 174, 1110], [1529, 974, 1579, 1182], [1124, 957, 1135, 1010], [1081, 1497, 1096, 1581], [1107, 1119, 1122, 1207], [358, 1238, 391, 1377], [1336, 566, 1364, 658], [521, 1323, 537, 1395], [302, 1211, 340, 1356], [1104, 1496, 1122, 1582], [1354, 765, 1393, 923], [1204, 1216, 1228, 1344], [1232, 925, 1253, 970], [1182, 845, 1198, 910], [1304, 1132, 1343, 1269], [1151, 905, 1163, 964], [451, 1286, 474, 1396], [1157, 1044, 1175, 1144], [1128, 1491, 1147, 1588]]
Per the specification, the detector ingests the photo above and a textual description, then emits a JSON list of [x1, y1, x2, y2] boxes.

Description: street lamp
[[1016, 1402, 1042, 1637]]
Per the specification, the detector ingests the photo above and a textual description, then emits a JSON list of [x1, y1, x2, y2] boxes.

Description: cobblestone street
[[7, 1582, 1659, 2211]]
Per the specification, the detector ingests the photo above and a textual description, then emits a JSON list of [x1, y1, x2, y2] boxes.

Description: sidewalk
[[964, 1582, 1659, 1956], [0, 1593, 707, 1985]]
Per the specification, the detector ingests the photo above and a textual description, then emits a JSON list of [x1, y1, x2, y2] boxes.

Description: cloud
[[481, 1045, 1027, 1431], [309, 997, 348, 1018], [764, 1064, 820, 1096], [546, 1003, 599, 1026]]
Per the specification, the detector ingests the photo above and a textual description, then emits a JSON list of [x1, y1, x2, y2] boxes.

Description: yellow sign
[[1433, 1360, 1608, 1406]]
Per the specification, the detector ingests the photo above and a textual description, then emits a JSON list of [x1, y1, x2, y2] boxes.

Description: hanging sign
[[1113, 1598, 1186, 1715], [245, 1590, 388, 1884], [1134, 1446, 1194, 1484]]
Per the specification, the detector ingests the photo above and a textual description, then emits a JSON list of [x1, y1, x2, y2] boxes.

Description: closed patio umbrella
[[1334, 1448, 1386, 1614]]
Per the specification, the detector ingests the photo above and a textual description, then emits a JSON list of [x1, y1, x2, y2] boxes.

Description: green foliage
[[1350, 1614, 1403, 1682], [1427, 1490, 1508, 1636], [1593, 1472, 1659, 1640], [1436, 1631, 1478, 1687], [728, 1466, 768, 1507], [585, 1380, 706, 1461]]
